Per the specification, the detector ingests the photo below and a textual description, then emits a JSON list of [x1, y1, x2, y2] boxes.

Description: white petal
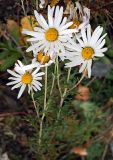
[[11, 82, 22, 90], [65, 57, 82, 67], [22, 30, 38, 37], [34, 27, 45, 32], [39, 14, 49, 28], [33, 80, 42, 87], [33, 83, 41, 90], [35, 72, 45, 77], [95, 52, 104, 57], [96, 47, 108, 53], [96, 33, 107, 46], [90, 27, 103, 44], [60, 22, 73, 31], [59, 37, 67, 43], [87, 24, 91, 41], [87, 60, 92, 78], [76, 37, 84, 47], [44, 42, 50, 53], [81, 28, 87, 43], [56, 6, 63, 26], [32, 67, 40, 75], [61, 29, 77, 35], [7, 80, 20, 86], [8, 77, 20, 81], [32, 85, 38, 92], [17, 84, 26, 99], [55, 7, 64, 27], [22, 64, 36, 70], [27, 36, 44, 42], [34, 77, 42, 80], [60, 17, 67, 27], [48, 5, 53, 26], [7, 69, 20, 78], [34, 10, 48, 30], [17, 60, 24, 67], [57, 41, 65, 53], [96, 39, 105, 49], [79, 60, 87, 73], [27, 40, 46, 52], [14, 67, 24, 75], [35, 44, 46, 53]]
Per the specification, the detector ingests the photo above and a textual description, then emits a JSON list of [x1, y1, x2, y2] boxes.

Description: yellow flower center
[[37, 51, 50, 64], [45, 28, 58, 42], [82, 47, 94, 60], [21, 72, 33, 84], [69, 19, 81, 29]]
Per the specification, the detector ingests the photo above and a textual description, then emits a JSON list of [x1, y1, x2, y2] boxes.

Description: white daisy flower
[[7, 60, 44, 99], [69, 1, 90, 30], [22, 5, 78, 58], [65, 24, 108, 78]]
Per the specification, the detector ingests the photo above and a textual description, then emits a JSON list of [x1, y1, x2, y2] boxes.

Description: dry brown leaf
[[21, 16, 38, 31], [20, 16, 39, 45], [71, 146, 88, 156], [50, 0, 60, 7], [6, 19, 19, 33], [19, 28, 28, 46], [64, 0, 72, 5], [64, 1, 73, 15], [75, 85, 90, 101]]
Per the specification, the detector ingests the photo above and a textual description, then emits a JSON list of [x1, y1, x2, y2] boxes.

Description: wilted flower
[[69, 2, 90, 30]]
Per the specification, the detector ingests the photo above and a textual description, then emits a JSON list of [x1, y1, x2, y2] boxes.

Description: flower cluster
[[7, 2, 107, 98]]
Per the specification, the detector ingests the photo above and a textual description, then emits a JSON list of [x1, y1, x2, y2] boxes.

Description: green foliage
[[87, 143, 105, 160], [0, 42, 22, 71]]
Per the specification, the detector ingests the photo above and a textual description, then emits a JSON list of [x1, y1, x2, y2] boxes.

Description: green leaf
[[100, 56, 111, 64], [0, 52, 21, 71]]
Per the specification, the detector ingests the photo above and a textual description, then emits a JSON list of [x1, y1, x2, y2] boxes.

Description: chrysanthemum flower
[[65, 24, 107, 78], [69, 2, 90, 30], [22, 5, 77, 58], [7, 60, 44, 99]]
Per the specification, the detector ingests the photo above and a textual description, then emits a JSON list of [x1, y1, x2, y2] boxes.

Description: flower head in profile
[[22, 5, 77, 58], [65, 24, 107, 78], [7, 60, 44, 99], [32, 49, 54, 67], [69, 2, 90, 30]]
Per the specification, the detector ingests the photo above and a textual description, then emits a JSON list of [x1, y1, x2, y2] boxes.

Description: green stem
[[39, 66, 48, 146], [57, 67, 71, 119], [31, 91, 39, 119], [67, 72, 85, 93], [56, 56, 62, 97], [50, 61, 57, 96]]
